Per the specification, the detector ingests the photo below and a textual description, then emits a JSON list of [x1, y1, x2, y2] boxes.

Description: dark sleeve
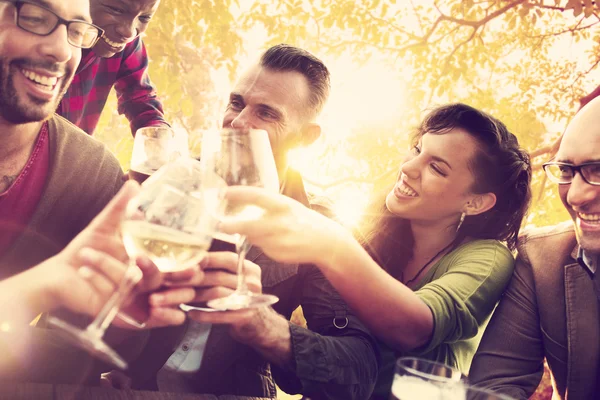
[[114, 38, 169, 135], [271, 264, 380, 400], [468, 253, 545, 399]]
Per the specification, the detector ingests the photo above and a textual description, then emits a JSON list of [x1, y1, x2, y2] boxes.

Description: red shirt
[[57, 37, 167, 135], [0, 123, 50, 255]]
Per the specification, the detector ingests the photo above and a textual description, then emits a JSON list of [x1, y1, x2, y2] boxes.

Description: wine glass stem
[[86, 262, 143, 338], [235, 236, 251, 295]]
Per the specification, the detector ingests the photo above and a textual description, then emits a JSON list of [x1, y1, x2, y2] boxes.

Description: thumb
[[86, 180, 140, 234]]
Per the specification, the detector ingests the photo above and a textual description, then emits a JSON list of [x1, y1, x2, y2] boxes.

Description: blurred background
[[96, 0, 600, 241], [91, 2, 600, 397]]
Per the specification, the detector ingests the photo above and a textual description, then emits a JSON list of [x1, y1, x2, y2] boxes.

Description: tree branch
[[434, 0, 527, 28]]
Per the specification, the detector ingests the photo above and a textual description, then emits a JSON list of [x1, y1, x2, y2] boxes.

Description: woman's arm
[[221, 187, 434, 351], [221, 187, 514, 353]]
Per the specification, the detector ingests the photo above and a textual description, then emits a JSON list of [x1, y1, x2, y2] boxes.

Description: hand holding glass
[[48, 158, 221, 369]]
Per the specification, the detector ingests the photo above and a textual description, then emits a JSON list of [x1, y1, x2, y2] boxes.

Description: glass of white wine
[[200, 128, 280, 311], [390, 357, 466, 400], [47, 158, 223, 369]]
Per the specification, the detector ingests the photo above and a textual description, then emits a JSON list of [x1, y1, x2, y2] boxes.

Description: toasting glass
[[129, 126, 187, 184], [390, 357, 466, 400], [48, 158, 223, 369], [200, 128, 280, 311]]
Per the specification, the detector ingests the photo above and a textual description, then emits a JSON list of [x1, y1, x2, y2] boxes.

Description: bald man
[[469, 97, 600, 399]]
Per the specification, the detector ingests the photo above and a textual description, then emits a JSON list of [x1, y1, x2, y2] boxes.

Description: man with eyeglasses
[[0, 0, 191, 383], [0, 0, 124, 366], [0, 0, 126, 272], [469, 96, 600, 399], [56, 0, 168, 135]]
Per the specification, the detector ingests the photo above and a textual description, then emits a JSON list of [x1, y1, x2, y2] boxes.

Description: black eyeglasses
[[543, 161, 600, 186], [9, 1, 104, 49]]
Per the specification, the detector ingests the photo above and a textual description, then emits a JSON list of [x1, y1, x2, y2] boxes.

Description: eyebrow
[[430, 155, 452, 170], [30, 0, 91, 22], [230, 92, 283, 120]]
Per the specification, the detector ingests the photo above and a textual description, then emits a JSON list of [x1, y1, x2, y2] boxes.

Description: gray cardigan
[[0, 114, 123, 278]]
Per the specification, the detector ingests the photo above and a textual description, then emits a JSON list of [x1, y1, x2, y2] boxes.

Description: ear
[[300, 123, 321, 146], [464, 193, 496, 216]]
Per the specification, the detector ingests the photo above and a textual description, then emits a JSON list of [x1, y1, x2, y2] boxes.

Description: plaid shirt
[[57, 36, 168, 135]]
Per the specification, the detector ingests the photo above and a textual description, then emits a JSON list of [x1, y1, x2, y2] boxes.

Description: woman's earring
[[456, 212, 466, 232]]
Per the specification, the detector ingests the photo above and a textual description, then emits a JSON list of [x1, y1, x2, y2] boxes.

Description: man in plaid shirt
[[57, 0, 168, 136]]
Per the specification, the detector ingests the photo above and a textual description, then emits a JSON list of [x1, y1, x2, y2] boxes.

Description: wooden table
[[0, 383, 271, 400]]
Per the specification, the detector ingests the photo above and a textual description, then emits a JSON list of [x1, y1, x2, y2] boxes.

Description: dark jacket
[[125, 168, 380, 399], [469, 222, 599, 399]]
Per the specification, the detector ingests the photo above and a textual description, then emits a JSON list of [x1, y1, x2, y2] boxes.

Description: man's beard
[[0, 57, 71, 124]]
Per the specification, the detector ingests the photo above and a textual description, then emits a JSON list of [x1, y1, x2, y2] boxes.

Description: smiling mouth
[[396, 181, 418, 197], [102, 36, 127, 48], [578, 212, 600, 223], [21, 68, 60, 91]]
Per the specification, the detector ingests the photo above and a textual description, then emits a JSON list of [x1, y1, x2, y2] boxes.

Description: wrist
[[26, 259, 60, 312], [315, 222, 357, 273], [234, 307, 293, 368]]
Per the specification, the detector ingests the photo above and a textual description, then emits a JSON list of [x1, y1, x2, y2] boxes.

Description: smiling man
[[56, 0, 168, 135], [470, 96, 600, 399], [0, 0, 123, 279]]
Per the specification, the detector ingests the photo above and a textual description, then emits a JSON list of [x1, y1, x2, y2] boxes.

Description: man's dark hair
[[260, 44, 330, 118]]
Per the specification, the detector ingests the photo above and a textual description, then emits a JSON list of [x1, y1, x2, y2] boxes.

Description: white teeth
[[399, 183, 417, 197], [103, 37, 124, 47], [579, 213, 600, 222], [21, 69, 58, 88]]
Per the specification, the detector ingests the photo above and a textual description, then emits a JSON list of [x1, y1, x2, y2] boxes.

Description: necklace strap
[[403, 240, 457, 286]]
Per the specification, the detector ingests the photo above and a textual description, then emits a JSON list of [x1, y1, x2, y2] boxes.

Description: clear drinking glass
[[129, 126, 187, 184], [390, 357, 466, 400], [200, 128, 280, 311], [47, 158, 222, 369]]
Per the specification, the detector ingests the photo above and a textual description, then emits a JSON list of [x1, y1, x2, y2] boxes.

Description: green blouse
[[372, 239, 515, 399]]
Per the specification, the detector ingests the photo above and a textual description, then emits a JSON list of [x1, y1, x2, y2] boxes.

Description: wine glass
[[390, 357, 466, 400], [201, 128, 280, 311], [47, 158, 222, 369], [129, 126, 188, 184]]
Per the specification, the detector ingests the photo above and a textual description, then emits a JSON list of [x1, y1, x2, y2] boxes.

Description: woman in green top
[[220, 103, 532, 398]]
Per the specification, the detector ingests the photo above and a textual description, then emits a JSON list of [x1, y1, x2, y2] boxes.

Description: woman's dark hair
[[357, 103, 532, 279]]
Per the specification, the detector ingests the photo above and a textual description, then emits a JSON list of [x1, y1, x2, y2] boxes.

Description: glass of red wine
[[129, 126, 186, 184]]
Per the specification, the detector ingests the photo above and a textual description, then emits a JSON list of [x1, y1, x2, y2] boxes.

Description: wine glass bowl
[[129, 126, 185, 184], [390, 357, 466, 400], [201, 128, 280, 311], [125, 157, 226, 273]]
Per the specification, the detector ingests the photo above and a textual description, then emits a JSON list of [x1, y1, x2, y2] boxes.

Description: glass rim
[[395, 357, 464, 383]]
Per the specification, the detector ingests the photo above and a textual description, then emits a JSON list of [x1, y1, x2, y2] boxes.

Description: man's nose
[[39, 25, 73, 64], [230, 110, 254, 129], [115, 20, 136, 40], [567, 172, 598, 208]]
